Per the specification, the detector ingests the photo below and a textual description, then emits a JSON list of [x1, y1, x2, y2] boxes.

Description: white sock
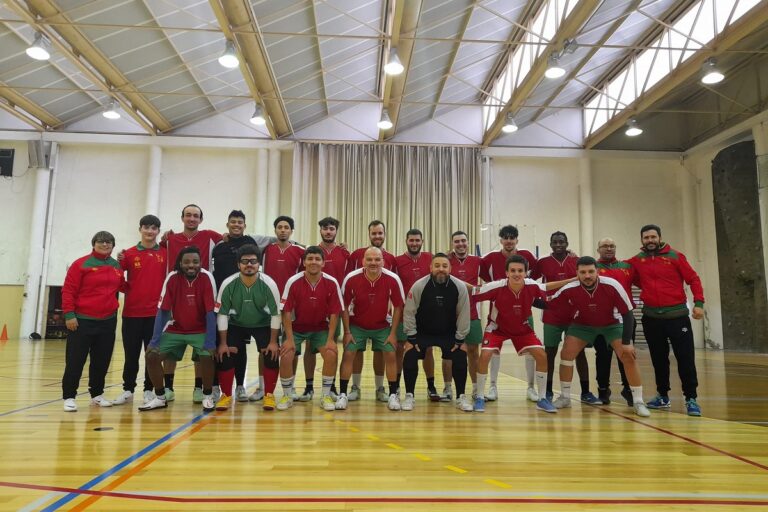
[[535, 371, 547, 399], [525, 354, 535, 387], [490, 354, 500, 385], [631, 385, 644, 404], [259, 376, 264, 390], [322, 376, 334, 397], [443, 383, 453, 394], [352, 373, 362, 387], [560, 380, 572, 400], [472, 382, 478, 394], [375, 374, 384, 389], [476, 373, 487, 399], [281, 377, 294, 394]]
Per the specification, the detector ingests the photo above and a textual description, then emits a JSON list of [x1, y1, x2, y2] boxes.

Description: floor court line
[[3, 482, 768, 506]]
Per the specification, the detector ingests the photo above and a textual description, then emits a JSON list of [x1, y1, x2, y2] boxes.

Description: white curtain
[[289, 142, 482, 255]]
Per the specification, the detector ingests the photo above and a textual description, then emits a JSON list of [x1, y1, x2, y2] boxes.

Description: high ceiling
[[0, 0, 767, 151]]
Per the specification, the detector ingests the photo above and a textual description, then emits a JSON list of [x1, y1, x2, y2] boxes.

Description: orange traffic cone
[[0, 324, 7, 341]]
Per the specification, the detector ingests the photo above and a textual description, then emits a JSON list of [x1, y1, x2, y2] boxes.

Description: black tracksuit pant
[[62, 317, 117, 399]]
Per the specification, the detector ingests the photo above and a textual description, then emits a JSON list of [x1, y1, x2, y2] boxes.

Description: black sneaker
[[598, 387, 611, 405], [620, 386, 634, 406], [427, 387, 440, 402]]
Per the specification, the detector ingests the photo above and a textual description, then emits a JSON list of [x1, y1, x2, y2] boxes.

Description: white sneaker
[[63, 398, 77, 412], [401, 393, 415, 411], [277, 395, 294, 411], [634, 402, 651, 417], [202, 394, 215, 412], [235, 385, 248, 402], [552, 396, 572, 409], [457, 394, 474, 412], [112, 390, 133, 405], [91, 395, 113, 407], [348, 385, 361, 401], [486, 384, 498, 401], [526, 386, 539, 402], [248, 388, 264, 402], [321, 395, 336, 411], [143, 390, 155, 404], [376, 386, 389, 402], [212, 385, 222, 402], [289, 387, 300, 400], [335, 393, 348, 410], [138, 396, 167, 411], [440, 386, 453, 402], [387, 393, 401, 411]]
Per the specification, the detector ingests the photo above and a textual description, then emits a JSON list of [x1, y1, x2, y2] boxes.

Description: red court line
[[2, 481, 768, 506], [599, 408, 768, 471]]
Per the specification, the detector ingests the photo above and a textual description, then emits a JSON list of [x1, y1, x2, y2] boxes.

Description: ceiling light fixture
[[544, 54, 566, 79], [625, 118, 643, 137], [218, 40, 239, 69], [701, 57, 724, 85], [26, 32, 51, 61], [377, 108, 393, 130], [501, 113, 518, 134], [102, 100, 121, 120], [250, 104, 266, 125], [384, 47, 404, 75]]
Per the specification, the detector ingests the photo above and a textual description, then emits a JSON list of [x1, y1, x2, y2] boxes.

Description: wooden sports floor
[[0, 339, 766, 511]]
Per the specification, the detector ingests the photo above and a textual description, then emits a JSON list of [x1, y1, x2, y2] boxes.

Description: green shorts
[[543, 323, 568, 348], [153, 332, 212, 361], [464, 319, 483, 345], [346, 325, 395, 353], [566, 324, 623, 347], [295, 330, 328, 355], [396, 323, 407, 341], [527, 315, 534, 330]]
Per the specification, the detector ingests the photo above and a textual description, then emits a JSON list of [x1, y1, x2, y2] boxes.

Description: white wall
[[0, 141, 34, 284]]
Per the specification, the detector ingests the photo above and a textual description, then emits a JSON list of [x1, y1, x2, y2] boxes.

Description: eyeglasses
[[239, 258, 259, 265], [94, 239, 114, 245]]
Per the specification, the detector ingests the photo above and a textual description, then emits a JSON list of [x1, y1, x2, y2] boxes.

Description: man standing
[[113, 215, 167, 406], [531, 232, 599, 405], [627, 225, 705, 416], [211, 210, 258, 403], [473, 255, 558, 414], [345, 220, 397, 402], [297, 217, 348, 402], [394, 229, 437, 399], [213, 244, 283, 411], [445, 231, 483, 401], [262, 215, 305, 400], [480, 225, 538, 402], [594, 237, 635, 406], [550, 257, 651, 418], [281, 246, 344, 411], [337, 247, 405, 411], [139, 247, 218, 412]]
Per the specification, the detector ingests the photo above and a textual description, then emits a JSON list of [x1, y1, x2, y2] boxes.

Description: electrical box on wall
[[0, 148, 14, 177]]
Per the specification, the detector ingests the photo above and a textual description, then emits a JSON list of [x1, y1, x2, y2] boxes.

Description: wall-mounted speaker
[[0, 148, 15, 177]]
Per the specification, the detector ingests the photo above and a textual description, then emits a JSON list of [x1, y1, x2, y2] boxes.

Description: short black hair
[[318, 217, 340, 229], [577, 255, 597, 267], [228, 210, 246, 221], [139, 214, 161, 229], [505, 254, 528, 271], [174, 246, 200, 271], [236, 244, 261, 263], [91, 230, 115, 247], [303, 245, 324, 261], [181, 204, 203, 220], [274, 215, 295, 230], [640, 224, 661, 237], [499, 225, 518, 239], [432, 252, 450, 261], [451, 230, 467, 240], [406, 228, 423, 238], [550, 231, 568, 242], [368, 220, 385, 232]]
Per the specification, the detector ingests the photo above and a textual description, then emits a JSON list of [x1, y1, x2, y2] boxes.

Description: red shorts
[[481, 331, 544, 354]]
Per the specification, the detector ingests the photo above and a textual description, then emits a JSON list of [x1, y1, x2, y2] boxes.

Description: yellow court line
[[412, 453, 432, 461], [348, 426, 360, 432], [485, 479, 513, 489], [385, 443, 403, 450], [444, 465, 468, 474], [366, 434, 380, 441]]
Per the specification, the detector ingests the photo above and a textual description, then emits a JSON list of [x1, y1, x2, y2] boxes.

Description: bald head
[[597, 238, 616, 260], [363, 246, 383, 276]]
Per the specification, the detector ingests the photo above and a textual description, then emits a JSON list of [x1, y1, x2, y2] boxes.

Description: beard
[[433, 274, 448, 284]]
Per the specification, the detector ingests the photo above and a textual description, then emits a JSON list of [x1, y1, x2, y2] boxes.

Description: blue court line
[[38, 378, 260, 511]]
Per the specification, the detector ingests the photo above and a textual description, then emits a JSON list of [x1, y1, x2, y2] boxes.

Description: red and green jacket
[[596, 257, 635, 302], [627, 243, 704, 318], [62, 251, 124, 321]]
